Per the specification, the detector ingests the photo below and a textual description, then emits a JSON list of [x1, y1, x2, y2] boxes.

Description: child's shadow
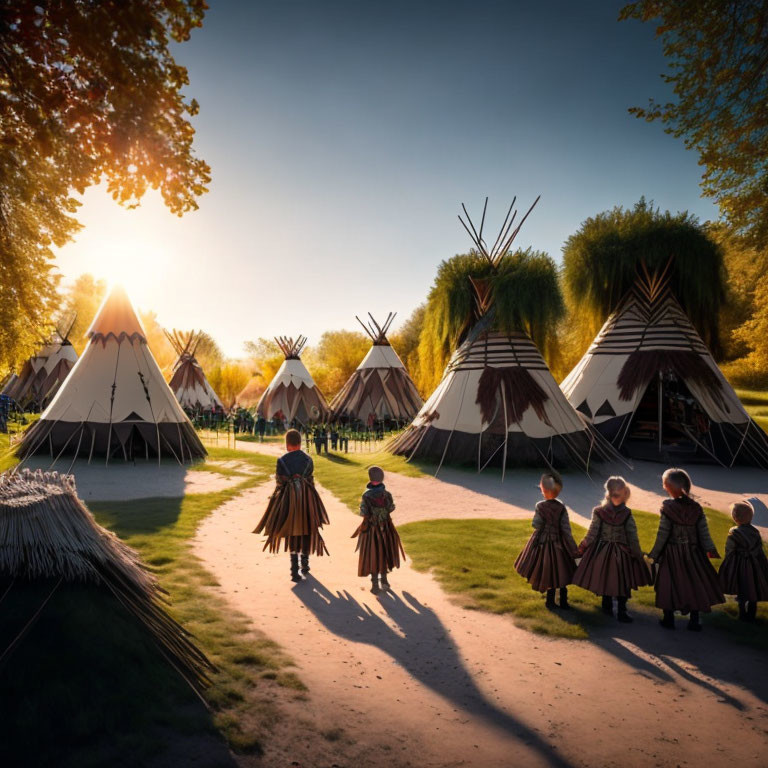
[[295, 576, 574, 768]]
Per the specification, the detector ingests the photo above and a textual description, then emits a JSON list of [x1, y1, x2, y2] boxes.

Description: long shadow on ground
[[294, 576, 575, 768]]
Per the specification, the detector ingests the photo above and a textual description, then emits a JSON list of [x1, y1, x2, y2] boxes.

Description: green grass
[[309, 449, 430, 512], [1, 444, 305, 765], [399, 508, 768, 643], [735, 388, 768, 424], [90, 477, 305, 754]]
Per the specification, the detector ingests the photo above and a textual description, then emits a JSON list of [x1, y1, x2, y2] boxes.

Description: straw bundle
[[0, 469, 214, 692]]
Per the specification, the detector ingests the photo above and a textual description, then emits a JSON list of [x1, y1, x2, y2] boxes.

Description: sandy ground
[[232, 439, 768, 533], [16, 456, 241, 501], [195, 481, 768, 768]]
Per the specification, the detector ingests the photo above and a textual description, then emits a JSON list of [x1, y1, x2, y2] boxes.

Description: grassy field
[[735, 387, 768, 430], [309, 449, 430, 511], [398, 508, 767, 644], [1, 447, 305, 765]]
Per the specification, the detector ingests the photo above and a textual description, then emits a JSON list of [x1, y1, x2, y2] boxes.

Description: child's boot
[[545, 589, 556, 608], [746, 601, 757, 622], [617, 596, 633, 623], [687, 610, 702, 632], [559, 587, 571, 610], [380, 572, 390, 590], [659, 610, 675, 629], [601, 595, 614, 616], [290, 553, 302, 583], [300, 553, 310, 576], [370, 574, 380, 594], [738, 599, 748, 621]]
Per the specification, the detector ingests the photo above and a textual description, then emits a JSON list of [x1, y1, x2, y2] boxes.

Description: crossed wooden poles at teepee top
[[458, 195, 541, 316], [355, 312, 396, 344], [275, 335, 307, 359], [164, 328, 203, 360]]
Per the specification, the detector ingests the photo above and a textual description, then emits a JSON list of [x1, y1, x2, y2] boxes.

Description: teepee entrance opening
[[621, 370, 711, 462]]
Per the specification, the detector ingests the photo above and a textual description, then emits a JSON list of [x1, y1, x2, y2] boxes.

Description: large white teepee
[[256, 336, 329, 425], [561, 262, 768, 466], [165, 329, 225, 413], [18, 286, 206, 463], [390, 198, 617, 475], [2, 320, 78, 409], [330, 313, 423, 424]]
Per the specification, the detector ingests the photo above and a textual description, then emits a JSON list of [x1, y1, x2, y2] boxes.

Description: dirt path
[[194, 481, 768, 768], [232, 439, 768, 533]]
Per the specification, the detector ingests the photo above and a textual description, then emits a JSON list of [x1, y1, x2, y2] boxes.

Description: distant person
[[253, 428, 329, 582], [719, 500, 768, 622], [514, 471, 579, 609], [257, 416, 266, 442], [352, 466, 405, 594], [647, 468, 724, 631], [572, 476, 652, 623]]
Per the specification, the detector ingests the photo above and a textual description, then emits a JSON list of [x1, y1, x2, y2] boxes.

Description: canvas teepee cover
[[165, 330, 225, 413], [256, 336, 329, 424], [390, 198, 617, 475], [17, 286, 206, 462], [2, 320, 78, 409], [561, 261, 768, 466], [330, 312, 423, 423]]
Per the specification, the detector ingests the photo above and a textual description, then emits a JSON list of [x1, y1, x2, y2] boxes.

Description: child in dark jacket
[[253, 429, 330, 582], [648, 468, 724, 631], [572, 476, 652, 623], [719, 500, 768, 622], [514, 471, 579, 609], [352, 466, 405, 594]]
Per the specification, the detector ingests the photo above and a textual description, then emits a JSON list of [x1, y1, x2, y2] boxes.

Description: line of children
[[254, 434, 764, 626], [516, 467, 764, 629]]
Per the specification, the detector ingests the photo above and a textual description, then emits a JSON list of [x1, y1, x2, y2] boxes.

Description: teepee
[[561, 260, 768, 466], [165, 329, 225, 414], [330, 313, 423, 424], [256, 336, 329, 424], [2, 319, 78, 409], [389, 198, 617, 475], [17, 286, 206, 463]]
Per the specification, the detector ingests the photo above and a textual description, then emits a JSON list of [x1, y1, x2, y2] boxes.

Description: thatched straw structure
[[0, 469, 213, 693]]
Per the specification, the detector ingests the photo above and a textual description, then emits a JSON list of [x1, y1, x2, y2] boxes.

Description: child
[[572, 476, 652, 623], [514, 471, 579, 609], [253, 428, 329, 582], [352, 466, 405, 594], [718, 500, 768, 622], [647, 468, 724, 631]]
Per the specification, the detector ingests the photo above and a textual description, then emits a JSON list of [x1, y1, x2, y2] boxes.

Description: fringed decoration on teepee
[[617, 349, 726, 409], [0, 470, 215, 693], [476, 366, 550, 425]]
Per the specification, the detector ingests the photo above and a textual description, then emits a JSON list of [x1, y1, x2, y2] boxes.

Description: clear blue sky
[[55, 0, 717, 357]]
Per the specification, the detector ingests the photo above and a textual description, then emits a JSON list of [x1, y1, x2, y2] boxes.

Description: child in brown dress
[[514, 471, 579, 609], [719, 500, 768, 622], [572, 476, 652, 623], [352, 466, 405, 594], [253, 429, 329, 582], [648, 468, 724, 631]]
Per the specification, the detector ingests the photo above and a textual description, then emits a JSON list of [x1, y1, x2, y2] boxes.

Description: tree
[[562, 200, 726, 355], [0, 1, 209, 374], [388, 304, 426, 394], [56, 273, 108, 354], [417, 248, 564, 394], [620, 1, 768, 243], [305, 330, 370, 400], [208, 362, 250, 410], [732, 274, 768, 386], [140, 310, 175, 373]]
